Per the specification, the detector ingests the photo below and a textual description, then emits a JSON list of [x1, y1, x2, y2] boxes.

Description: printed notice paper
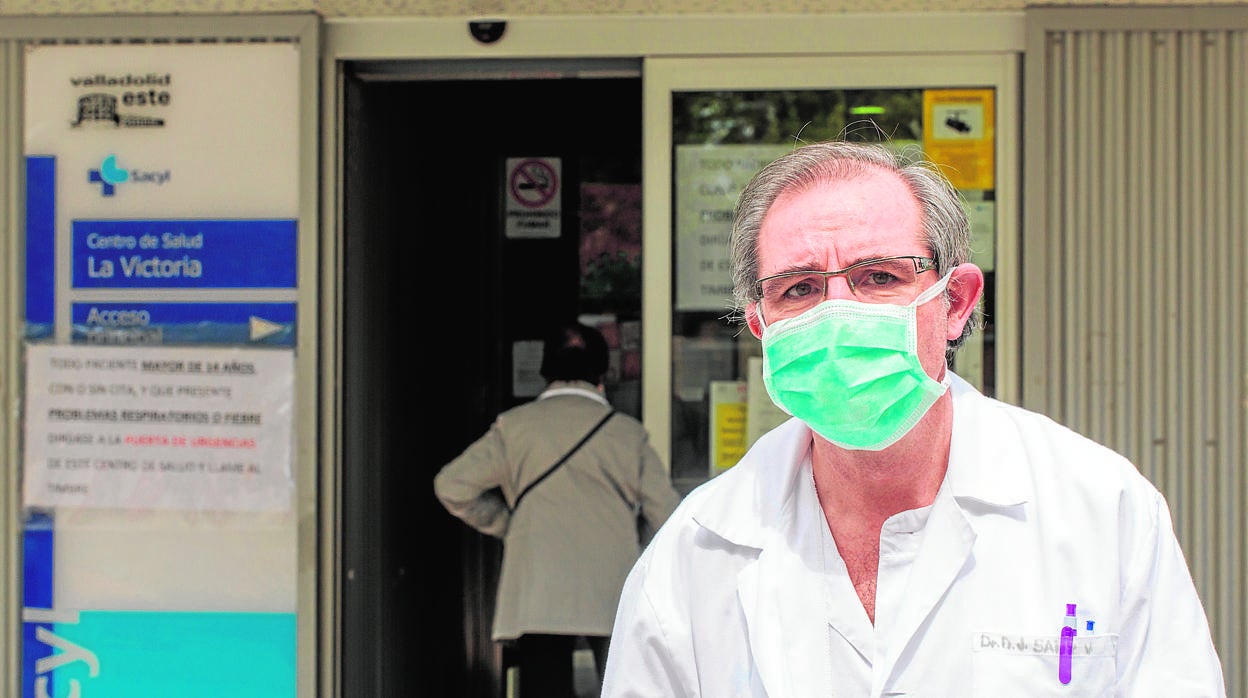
[[23, 344, 294, 512], [674, 144, 788, 311]]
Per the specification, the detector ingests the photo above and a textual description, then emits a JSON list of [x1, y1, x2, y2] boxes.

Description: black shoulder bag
[[511, 409, 616, 512]]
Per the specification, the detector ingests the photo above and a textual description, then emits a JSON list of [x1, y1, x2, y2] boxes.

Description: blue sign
[[72, 219, 296, 289], [22, 512, 54, 698], [26, 156, 56, 339], [71, 302, 296, 346]]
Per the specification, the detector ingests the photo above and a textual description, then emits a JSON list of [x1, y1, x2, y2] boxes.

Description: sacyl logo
[[88, 154, 128, 196], [87, 154, 170, 197]]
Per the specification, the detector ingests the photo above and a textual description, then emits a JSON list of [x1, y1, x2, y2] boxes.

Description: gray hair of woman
[[728, 138, 984, 360]]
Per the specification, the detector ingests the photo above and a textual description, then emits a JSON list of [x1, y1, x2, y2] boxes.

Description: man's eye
[[862, 270, 900, 286], [784, 279, 821, 299]]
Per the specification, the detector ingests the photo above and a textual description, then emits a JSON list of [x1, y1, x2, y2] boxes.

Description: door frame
[[322, 12, 1024, 695], [642, 53, 1021, 478], [333, 60, 644, 698]]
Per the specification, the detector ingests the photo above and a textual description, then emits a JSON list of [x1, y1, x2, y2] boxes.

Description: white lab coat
[[602, 374, 1225, 697]]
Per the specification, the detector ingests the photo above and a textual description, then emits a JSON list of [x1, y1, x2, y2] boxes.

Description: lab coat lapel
[[740, 488, 851, 697], [878, 487, 975, 681], [872, 375, 1028, 682], [738, 556, 787, 694]]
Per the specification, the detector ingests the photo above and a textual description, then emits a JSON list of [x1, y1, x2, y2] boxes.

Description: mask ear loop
[[911, 266, 956, 308], [914, 266, 959, 384]]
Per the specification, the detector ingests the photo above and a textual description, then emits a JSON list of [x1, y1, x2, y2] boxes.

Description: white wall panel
[[1025, 9, 1248, 695]]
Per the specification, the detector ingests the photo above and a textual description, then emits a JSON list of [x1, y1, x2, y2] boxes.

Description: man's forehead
[[757, 176, 923, 267]]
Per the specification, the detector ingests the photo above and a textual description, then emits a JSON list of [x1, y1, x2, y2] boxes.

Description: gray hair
[[729, 139, 984, 356]]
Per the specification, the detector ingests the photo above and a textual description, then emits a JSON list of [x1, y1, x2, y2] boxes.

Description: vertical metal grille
[[1028, 13, 1246, 695]]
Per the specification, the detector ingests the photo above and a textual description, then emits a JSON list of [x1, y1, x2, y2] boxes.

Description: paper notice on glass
[[673, 335, 737, 403], [747, 356, 790, 446], [512, 339, 545, 398], [674, 144, 789, 311], [23, 344, 294, 512], [966, 200, 995, 272]]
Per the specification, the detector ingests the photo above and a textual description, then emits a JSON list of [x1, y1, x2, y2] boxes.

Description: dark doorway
[[340, 60, 643, 698]]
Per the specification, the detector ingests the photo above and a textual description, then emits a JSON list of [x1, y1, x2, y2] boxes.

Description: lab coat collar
[[945, 373, 1032, 509], [689, 416, 811, 549]]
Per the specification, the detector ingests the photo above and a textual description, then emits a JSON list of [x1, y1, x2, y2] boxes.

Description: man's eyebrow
[[766, 264, 823, 276], [765, 254, 899, 276], [768, 264, 818, 275], [843, 252, 901, 265]]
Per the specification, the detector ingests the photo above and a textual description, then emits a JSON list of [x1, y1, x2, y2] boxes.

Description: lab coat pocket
[[971, 631, 1118, 697]]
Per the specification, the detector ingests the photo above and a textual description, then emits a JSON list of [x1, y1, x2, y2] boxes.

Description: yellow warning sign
[[709, 381, 748, 476], [923, 89, 995, 191]]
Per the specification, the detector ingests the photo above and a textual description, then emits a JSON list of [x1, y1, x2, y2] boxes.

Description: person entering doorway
[[434, 321, 682, 697]]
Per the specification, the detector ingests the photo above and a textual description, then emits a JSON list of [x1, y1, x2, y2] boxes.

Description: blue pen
[[1059, 603, 1077, 685]]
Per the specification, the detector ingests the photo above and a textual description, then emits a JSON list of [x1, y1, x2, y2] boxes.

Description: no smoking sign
[[505, 156, 562, 239]]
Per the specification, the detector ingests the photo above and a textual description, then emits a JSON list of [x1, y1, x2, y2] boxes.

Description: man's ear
[[745, 303, 765, 339], [945, 263, 985, 341]]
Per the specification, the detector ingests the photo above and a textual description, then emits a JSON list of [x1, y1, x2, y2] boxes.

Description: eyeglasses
[[754, 255, 937, 323]]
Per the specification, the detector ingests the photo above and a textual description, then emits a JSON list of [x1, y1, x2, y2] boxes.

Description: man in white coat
[[601, 139, 1226, 697]]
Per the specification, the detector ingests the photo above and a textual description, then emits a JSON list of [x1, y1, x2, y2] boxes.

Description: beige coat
[[434, 382, 682, 641]]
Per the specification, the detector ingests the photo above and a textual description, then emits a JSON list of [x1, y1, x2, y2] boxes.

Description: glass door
[[641, 55, 1019, 492]]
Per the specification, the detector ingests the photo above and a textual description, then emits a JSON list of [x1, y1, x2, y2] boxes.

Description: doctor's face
[[747, 167, 953, 383]]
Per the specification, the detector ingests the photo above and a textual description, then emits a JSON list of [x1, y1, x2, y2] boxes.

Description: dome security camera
[[469, 20, 506, 45]]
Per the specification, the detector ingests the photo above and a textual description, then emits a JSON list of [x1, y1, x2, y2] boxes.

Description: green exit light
[[849, 106, 886, 115]]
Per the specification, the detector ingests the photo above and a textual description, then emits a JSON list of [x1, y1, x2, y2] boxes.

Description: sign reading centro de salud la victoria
[[24, 42, 299, 347]]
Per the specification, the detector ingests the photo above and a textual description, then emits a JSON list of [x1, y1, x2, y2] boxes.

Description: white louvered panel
[[1083, 31, 1109, 446], [1180, 29, 1200, 587], [1105, 31, 1129, 456], [1070, 30, 1095, 439], [1149, 32, 1179, 500], [1057, 31, 1079, 430], [1225, 29, 1248, 698], [1042, 32, 1067, 415], [1230, 30, 1247, 697], [1192, 28, 1217, 609], [1126, 31, 1156, 488], [1042, 24, 1247, 696], [1157, 31, 1184, 541]]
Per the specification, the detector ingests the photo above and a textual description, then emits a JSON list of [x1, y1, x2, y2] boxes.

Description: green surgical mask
[[760, 271, 953, 451]]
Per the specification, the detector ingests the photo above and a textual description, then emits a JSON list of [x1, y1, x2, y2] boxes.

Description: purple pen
[[1059, 603, 1077, 685]]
